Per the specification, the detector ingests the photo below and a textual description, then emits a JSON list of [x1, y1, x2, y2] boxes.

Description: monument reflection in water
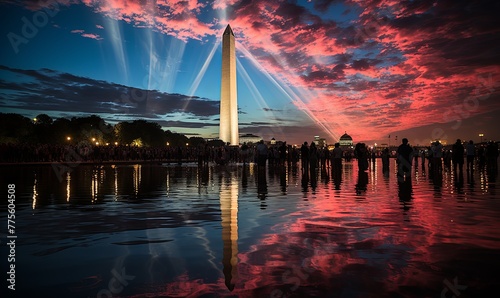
[[1, 160, 499, 297]]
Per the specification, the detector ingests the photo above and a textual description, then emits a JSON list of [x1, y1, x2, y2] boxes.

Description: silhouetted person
[[240, 142, 249, 165], [452, 139, 464, 174], [486, 141, 499, 172], [466, 140, 475, 171], [300, 142, 309, 172], [278, 142, 287, 166], [431, 140, 443, 174], [320, 146, 330, 169], [381, 147, 390, 173], [256, 140, 268, 167], [397, 138, 413, 181], [197, 143, 207, 166], [354, 143, 368, 172], [332, 143, 343, 174], [309, 142, 318, 175]]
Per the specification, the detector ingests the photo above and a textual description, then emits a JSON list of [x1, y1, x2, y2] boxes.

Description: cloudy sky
[[1, 0, 499, 145]]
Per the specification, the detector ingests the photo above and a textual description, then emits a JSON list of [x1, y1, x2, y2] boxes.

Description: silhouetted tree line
[[0, 113, 222, 148]]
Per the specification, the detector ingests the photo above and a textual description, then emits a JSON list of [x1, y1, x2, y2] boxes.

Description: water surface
[[1, 160, 499, 297]]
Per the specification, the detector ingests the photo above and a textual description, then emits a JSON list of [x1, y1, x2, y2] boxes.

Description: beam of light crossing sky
[[236, 42, 340, 142], [183, 39, 220, 111], [236, 57, 286, 137], [105, 17, 129, 83]]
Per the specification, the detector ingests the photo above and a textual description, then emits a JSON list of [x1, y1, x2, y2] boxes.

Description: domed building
[[339, 132, 353, 148]]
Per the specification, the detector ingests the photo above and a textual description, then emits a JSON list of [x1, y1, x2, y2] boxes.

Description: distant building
[[314, 135, 327, 148], [339, 132, 353, 148]]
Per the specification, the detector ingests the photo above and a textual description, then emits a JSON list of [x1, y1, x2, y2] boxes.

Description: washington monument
[[219, 24, 239, 145]]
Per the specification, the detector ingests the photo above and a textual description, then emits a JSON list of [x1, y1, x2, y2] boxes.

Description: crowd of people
[[1, 139, 498, 175]]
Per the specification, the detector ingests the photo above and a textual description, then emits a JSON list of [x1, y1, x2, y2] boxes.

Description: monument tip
[[223, 24, 234, 36]]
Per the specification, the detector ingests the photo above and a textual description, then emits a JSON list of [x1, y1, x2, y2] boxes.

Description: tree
[[0, 113, 34, 143], [115, 120, 166, 147], [188, 136, 206, 147], [165, 130, 188, 147], [34, 114, 53, 125]]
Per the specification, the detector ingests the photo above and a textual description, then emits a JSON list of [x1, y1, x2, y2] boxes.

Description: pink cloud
[[81, 33, 103, 40], [81, 0, 214, 42], [70, 28, 103, 40], [96, 24, 104, 29]]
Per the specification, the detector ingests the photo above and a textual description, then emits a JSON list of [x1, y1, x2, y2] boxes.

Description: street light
[[66, 136, 71, 141], [479, 133, 484, 144]]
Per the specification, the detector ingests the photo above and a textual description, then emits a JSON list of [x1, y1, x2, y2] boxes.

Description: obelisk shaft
[[219, 24, 239, 145]]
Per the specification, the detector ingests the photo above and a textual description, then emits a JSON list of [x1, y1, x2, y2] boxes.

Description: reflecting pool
[[1, 160, 499, 297]]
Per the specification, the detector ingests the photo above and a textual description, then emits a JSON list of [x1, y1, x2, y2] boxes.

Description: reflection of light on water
[[91, 170, 98, 202], [91, 167, 106, 202], [32, 176, 38, 210], [370, 161, 377, 190], [134, 164, 142, 195], [113, 165, 118, 201], [193, 226, 218, 270], [166, 171, 170, 197], [220, 174, 239, 290], [480, 170, 489, 193], [66, 172, 71, 202]]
